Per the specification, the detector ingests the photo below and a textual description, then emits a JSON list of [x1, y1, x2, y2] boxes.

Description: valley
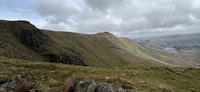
[[138, 33, 200, 66]]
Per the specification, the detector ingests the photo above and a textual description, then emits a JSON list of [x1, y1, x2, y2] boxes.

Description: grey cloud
[[35, 0, 77, 16], [35, 0, 78, 24], [85, 0, 124, 11], [33, 0, 200, 38]]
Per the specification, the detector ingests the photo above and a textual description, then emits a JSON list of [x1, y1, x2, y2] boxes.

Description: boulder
[[0, 77, 35, 92], [76, 80, 96, 92], [63, 77, 133, 92]]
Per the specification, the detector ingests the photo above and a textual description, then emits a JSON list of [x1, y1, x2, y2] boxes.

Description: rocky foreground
[[0, 76, 133, 92]]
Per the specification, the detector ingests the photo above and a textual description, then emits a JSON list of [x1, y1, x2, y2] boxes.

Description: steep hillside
[[0, 20, 187, 68], [43, 30, 171, 68], [0, 20, 85, 66]]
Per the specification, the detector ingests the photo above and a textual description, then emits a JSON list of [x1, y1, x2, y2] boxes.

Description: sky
[[0, 0, 200, 39]]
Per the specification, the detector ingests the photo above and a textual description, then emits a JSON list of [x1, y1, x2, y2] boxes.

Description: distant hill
[[0, 20, 192, 68], [138, 33, 200, 65], [139, 33, 200, 49]]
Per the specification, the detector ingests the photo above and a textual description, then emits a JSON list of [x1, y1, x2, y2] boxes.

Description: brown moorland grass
[[0, 57, 200, 92]]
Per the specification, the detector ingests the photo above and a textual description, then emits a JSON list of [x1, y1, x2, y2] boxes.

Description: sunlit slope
[[0, 20, 179, 68], [43, 31, 169, 68], [140, 44, 189, 67]]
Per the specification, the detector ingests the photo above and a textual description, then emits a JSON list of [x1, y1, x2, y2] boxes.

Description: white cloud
[[1, 0, 200, 38], [191, 0, 200, 9], [30, 0, 200, 37]]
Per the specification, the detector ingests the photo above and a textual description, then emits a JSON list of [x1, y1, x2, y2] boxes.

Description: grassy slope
[[179, 48, 200, 65], [1, 20, 172, 68], [0, 32, 45, 61], [141, 44, 189, 67], [43, 31, 170, 68], [138, 33, 200, 66], [139, 42, 200, 67], [1, 57, 200, 92]]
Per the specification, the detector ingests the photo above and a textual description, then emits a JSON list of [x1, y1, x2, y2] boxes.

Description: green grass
[[0, 20, 187, 68], [1, 57, 200, 92], [43, 31, 169, 68], [141, 44, 189, 67], [0, 32, 45, 61], [1, 20, 200, 92]]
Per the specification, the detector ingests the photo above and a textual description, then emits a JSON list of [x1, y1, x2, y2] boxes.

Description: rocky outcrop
[[0, 76, 133, 92], [0, 76, 35, 92], [0, 20, 86, 66], [44, 53, 86, 66], [63, 77, 133, 92], [11, 21, 52, 53], [15, 29, 51, 51]]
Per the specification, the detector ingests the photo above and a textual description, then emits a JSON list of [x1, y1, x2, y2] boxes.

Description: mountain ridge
[[139, 33, 200, 48], [0, 20, 188, 68]]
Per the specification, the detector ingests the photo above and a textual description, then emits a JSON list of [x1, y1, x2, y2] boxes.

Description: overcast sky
[[0, 0, 200, 39]]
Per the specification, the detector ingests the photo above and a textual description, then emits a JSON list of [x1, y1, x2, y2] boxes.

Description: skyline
[[0, 0, 200, 39]]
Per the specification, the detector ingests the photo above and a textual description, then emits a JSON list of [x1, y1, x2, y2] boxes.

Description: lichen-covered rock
[[95, 83, 126, 92], [63, 77, 133, 92], [76, 80, 96, 92], [0, 77, 35, 92]]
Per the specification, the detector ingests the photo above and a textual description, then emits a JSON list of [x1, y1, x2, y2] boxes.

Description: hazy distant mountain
[[139, 33, 200, 49], [138, 33, 200, 65]]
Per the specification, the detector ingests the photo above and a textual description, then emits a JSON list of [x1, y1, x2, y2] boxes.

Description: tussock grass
[[0, 57, 200, 92]]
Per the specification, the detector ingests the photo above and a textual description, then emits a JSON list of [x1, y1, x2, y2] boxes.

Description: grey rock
[[0, 77, 35, 92], [76, 80, 96, 92], [63, 77, 133, 92], [95, 83, 127, 92]]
